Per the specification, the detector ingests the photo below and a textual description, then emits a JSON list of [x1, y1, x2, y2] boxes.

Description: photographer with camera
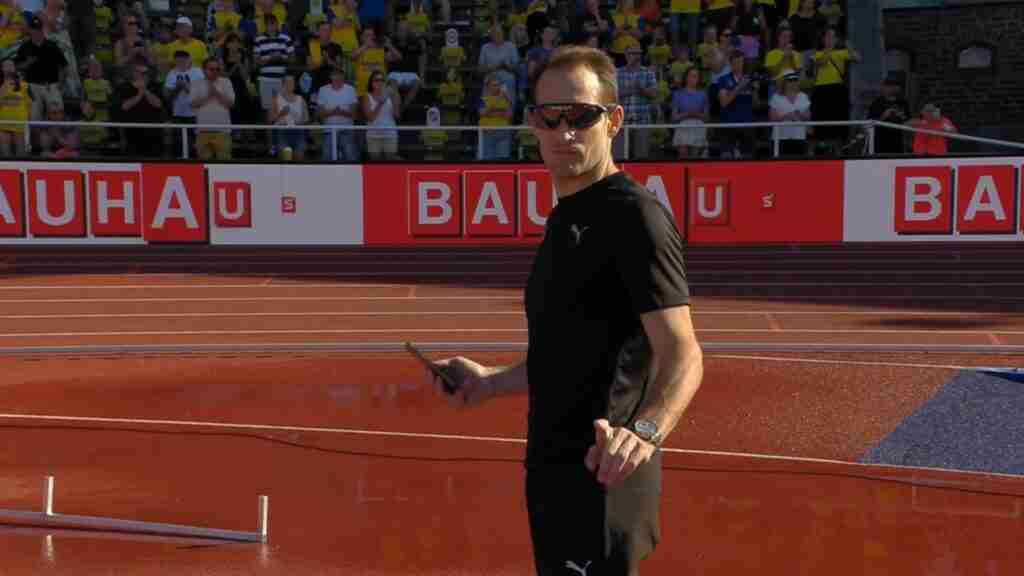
[[867, 76, 911, 155]]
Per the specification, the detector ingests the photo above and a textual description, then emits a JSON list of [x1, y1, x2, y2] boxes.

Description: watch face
[[634, 420, 657, 440]]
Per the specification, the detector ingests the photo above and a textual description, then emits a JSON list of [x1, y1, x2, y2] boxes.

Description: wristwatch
[[632, 419, 662, 447]]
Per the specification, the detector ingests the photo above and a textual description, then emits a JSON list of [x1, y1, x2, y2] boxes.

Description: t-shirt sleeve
[[614, 196, 691, 315]]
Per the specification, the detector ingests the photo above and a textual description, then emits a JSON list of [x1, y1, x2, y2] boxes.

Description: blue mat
[[861, 370, 1024, 476]]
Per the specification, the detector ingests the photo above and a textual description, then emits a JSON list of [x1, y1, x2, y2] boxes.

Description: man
[[615, 45, 656, 160], [867, 76, 911, 155], [14, 14, 66, 121], [717, 48, 757, 158], [910, 103, 957, 156], [478, 24, 519, 111], [167, 16, 209, 69], [118, 60, 165, 158], [317, 65, 359, 161], [254, 13, 294, 150], [431, 45, 704, 575], [190, 57, 235, 160], [163, 50, 204, 158]]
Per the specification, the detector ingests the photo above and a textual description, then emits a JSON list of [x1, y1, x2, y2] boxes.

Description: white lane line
[[0, 283, 526, 291], [0, 311, 525, 320], [0, 296, 525, 304], [706, 353, 975, 371]]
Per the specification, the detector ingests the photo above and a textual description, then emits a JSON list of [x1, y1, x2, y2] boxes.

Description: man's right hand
[[430, 356, 494, 408]]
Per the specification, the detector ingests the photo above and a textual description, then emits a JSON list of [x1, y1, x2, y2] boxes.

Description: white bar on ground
[[258, 495, 269, 543], [44, 476, 53, 516]]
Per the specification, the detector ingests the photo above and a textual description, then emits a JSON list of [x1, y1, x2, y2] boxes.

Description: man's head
[[203, 57, 222, 80], [730, 49, 745, 76], [28, 14, 44, 43], [173, 50, 191, 70], [625, 46, 643, 69], [361, 28, 376, 47], [782, 70, 800, 95], [175, 16, 193, 40], [318, 21, 331, 42], [329, 65, 345, 87], [541, 26, 558, 47], [132, 62, 149, 83], [485, 73, 503, 96], [528, 45, 623, 182], [777, 26, 792, 49], [490, 24, 504, 45]]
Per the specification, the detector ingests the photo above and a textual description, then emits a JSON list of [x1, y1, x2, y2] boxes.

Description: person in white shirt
[[361, 70, 401, 160], [769, 70, 811, 157], [316, 65, 359, 162], [190, 57, 235, 160], [269, 74, 309, 160], [163, 50, 204, 158]]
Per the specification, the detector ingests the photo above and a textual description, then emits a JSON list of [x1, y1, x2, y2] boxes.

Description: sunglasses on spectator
[[527, 103, 614, 131]]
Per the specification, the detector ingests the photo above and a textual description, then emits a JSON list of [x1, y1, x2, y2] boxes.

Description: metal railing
[[3, 117, 1022, 162]]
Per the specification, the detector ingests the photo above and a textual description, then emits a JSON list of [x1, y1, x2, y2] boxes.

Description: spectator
[[420, 105, 448, 160], [388, 19, 424, 107], [671, 65, 707, 158], [668, 44, 692, 89], [93, 0, 114, 66], [222, 32, 259, 130], [525, 0, 554, 47], [269, 73, 308, 160], [113, 12, 151, 82], [609, 0, 642, 67], [668, 0, 700, 53], [190, 57, 235, 160], [696, 24, 718, 86], [867, 76, 911, 155], [478, 24, 520, 110], [164, 50, 203, 158], [14, 14, 66, 122], [734, 0, 763, 61], [312, 42, 346, 91], [0, 58, 29, 157], [403, 0, 429, 38], [80, 57, 113, 150], [910, 103, 956, 156], [150, 20, 177, 82], [507, 4, 530, 53], [706, 0, 736, 33], [254, 13, 294, 151], [440, 28, 466, 73], [616, 45, 656, 159], [756, 0, 779, 46], [818, 0, 843, 29], [117, 60, 164, 157], [38, 101, 78, 158], [811, 27, 859, 154], [209, 0, 242, 48], [328, 0, 360, 58], [437, 66, 464, 125], [763, 25, 801, 99], [478, 72, 513, 160], [167, 17, 208, 69], [307, 21, 337, 75], [577, 0, 611, 48], [789, 0, 822, 54], [769, 69, 810, 156], [646, 25, 671, 70], [716, 49, 758, 158], [0, 1, 24, 52], [317, 65, 358, 161], [352, 27, 398, 99], [360, 70, 400, 160], [254, 0, 288, 36]]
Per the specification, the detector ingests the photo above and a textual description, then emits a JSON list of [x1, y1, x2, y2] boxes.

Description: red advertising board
[[141, 164, 208, 243], [893, 166, 954, 235], [89, 170, 143, 237], [27, 170, 87, 237], [955, 165, 1017, 235], [685, 161, 845, 244], [0, 170, 24, 237]]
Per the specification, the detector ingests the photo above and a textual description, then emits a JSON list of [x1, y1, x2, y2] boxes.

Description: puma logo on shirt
[[565, 560, 592, 575]]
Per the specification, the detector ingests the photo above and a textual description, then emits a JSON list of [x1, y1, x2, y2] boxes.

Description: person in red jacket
[[910, 103, 957, 156]]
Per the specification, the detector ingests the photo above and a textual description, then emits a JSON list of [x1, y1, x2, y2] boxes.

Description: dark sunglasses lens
[[565, 105, 603, 129], [530, 104, 604, 130]]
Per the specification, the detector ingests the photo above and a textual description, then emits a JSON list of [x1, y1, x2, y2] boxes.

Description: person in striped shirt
[[254, 13, 294, 152]]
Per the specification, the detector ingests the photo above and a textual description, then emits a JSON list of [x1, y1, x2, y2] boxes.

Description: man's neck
[[553, 156, 619, 200]]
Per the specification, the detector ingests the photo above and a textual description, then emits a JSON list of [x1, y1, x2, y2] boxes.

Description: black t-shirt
[[868, 95, 912, 154], [788, 13, 823, 52], [524, 172, 691, 468], [15, 39, 67, 85], [117, 81, 165, 123]]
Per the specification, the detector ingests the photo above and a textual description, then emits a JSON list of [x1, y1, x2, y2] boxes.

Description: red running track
[[1, 245, 1023, 574]]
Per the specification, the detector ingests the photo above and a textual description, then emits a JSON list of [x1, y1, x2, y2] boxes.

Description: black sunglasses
[[527, 103, 614, 130]]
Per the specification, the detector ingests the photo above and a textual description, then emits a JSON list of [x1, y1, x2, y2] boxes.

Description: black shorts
[[525, 453, 662, 576]]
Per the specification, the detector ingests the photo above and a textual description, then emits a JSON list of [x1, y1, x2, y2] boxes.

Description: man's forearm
[[486, 359, 528, 397], [634, 341, 703, 443]]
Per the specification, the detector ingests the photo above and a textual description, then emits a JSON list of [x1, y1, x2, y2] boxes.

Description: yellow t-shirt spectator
[[479, 93, 511, 127], [0, 6, 23, 50], [507, 12, 527, 29], [405, 9, 429, 36], [255, 2, 289, 36], [654, 79, 670, 108], [814, 49, 850, 86], [422, 129, 448, 159], [330, 8, 360, 54], [441, 45, 466, 69], [168, 38, 209, 68], [84, 78, 113, 114], [355, 47, 387, 96], [0, 80, 29, 133], [611, 11, 641, 55], [438, 78, 464, 125], [94, 5, 114, 64], [670, 0, 700, 14], [647, 43, 671, 69], [708, 0, 735, 9], [215, 11, 242, 35], [764, 48, 802, 79], [151, 41, 176, 79], [669, 59, 692, 87]]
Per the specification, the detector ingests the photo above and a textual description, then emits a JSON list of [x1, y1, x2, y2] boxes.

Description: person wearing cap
[[769, 69, 811, 157], [867, 76, 912, 155], [909, 103, 957, 156], [164, 49, 204, 158], [13, 13, 66, 122], [167, 16, 209, 70]]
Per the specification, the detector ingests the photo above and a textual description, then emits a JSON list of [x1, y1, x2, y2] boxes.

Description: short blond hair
[[529, 45, 619, 105]]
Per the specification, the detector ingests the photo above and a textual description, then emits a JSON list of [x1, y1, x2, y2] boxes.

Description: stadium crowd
[[0, 0, 953, 161]]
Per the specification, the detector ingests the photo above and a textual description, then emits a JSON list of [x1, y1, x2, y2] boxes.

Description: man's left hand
[[584, 419, 656, 488]]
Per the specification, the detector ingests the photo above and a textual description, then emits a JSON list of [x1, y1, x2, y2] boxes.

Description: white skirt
[[673, 119, 707, 147]]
